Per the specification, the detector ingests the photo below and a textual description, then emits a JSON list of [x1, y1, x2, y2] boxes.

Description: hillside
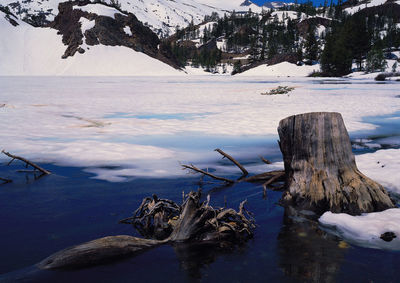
[[1, 0, 400, 76], [166, 0, 400, 76], [0, 7, 181, 76]]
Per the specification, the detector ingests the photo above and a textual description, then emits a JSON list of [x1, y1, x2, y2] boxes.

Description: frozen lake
[[0, 76, 400, 281]]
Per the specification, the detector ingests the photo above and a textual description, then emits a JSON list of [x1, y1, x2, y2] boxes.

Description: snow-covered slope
[[344, 0, 388, 15], [238, 62, 320, 77], [0, 11, 181, 76], [197, 0, 264, 13], [2, 0, 268, 37], [263, 1, 293, 9]]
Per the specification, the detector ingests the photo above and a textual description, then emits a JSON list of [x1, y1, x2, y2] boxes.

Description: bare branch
[[241, 170, 285, 183], [182, 164, 235, 184], [1, 150, 51, 175], [214, 148, 248, 176]]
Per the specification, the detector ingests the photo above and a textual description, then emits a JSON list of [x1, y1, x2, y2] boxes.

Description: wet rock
[[380, 232, 397, 242]]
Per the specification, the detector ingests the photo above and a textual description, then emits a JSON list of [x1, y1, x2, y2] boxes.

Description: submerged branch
[[182, 164, 235, 184]]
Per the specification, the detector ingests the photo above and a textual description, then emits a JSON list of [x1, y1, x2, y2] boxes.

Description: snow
[[356, 149, 400, 194], [80, 17, 95, 34], [2, 0, 224, 37], [238, 62, 320, 77], [270, 11, 305, 24], [316, 24, 326, 38], [0, 11, 182, 76], [319, 209, 400, 250], [123, 26, 132, 36], [101, 0, 224, 37], [74, 4, 124, 18], [197, 0, 264, 13], [1, 76, 399, 182], [216, 38, 227, 52], [344, 0, 388, 15]]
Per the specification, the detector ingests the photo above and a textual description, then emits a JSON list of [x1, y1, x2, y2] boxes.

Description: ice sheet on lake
[[319, 209, 400, 250], [1, 76, 399, 183]]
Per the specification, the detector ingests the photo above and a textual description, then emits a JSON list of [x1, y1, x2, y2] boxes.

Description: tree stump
[[278, 112, 395, 215]]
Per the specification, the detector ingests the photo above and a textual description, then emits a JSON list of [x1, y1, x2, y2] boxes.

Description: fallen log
[[278, 112, 395, 215], [2, 150, 51, 175], [38, 236, 164, 270]]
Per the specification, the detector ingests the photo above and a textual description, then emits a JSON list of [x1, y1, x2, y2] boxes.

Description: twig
[[259, 156, 272, 164], [214, 148, 248, 176], [182, 164, 235, 184], [1, 150, 51, 175]]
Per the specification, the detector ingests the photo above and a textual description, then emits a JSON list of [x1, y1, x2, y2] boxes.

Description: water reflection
[[278, 207, 347, 283], [173, 242, 248, 281]]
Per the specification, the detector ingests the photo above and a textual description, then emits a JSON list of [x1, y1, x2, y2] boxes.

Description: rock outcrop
[[50, 1, 181, 68]]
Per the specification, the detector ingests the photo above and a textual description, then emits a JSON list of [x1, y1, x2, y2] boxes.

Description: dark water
[[0, 159, 400, 282]]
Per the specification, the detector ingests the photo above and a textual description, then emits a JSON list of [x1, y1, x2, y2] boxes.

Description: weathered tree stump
[[278, 112, 395, 215]]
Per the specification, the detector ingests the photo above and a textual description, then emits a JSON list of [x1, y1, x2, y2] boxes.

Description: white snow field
[[0, 11, 182, 76]]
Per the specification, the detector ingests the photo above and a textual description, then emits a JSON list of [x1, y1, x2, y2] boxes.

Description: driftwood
[[38, 191, 255, 270], [2, 150, 51, 175], [278, 112, 395, 215]]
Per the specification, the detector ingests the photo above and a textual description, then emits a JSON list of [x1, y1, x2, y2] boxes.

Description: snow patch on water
[[319, 209, 400, 250]]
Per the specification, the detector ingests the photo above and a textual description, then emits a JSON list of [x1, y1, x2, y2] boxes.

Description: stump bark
[[278, 112, 395, 215]]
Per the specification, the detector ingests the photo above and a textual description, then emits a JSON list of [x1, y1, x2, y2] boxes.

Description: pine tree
[[365, 47, 387, 73], [304, 24, 319, 64]]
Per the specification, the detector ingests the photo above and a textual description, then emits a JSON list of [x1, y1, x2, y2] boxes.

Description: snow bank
[[319, 209, 400, 250], [0, 11, 182, 76], [356, 149, 400, 194], [238, 62, 320, 77]]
